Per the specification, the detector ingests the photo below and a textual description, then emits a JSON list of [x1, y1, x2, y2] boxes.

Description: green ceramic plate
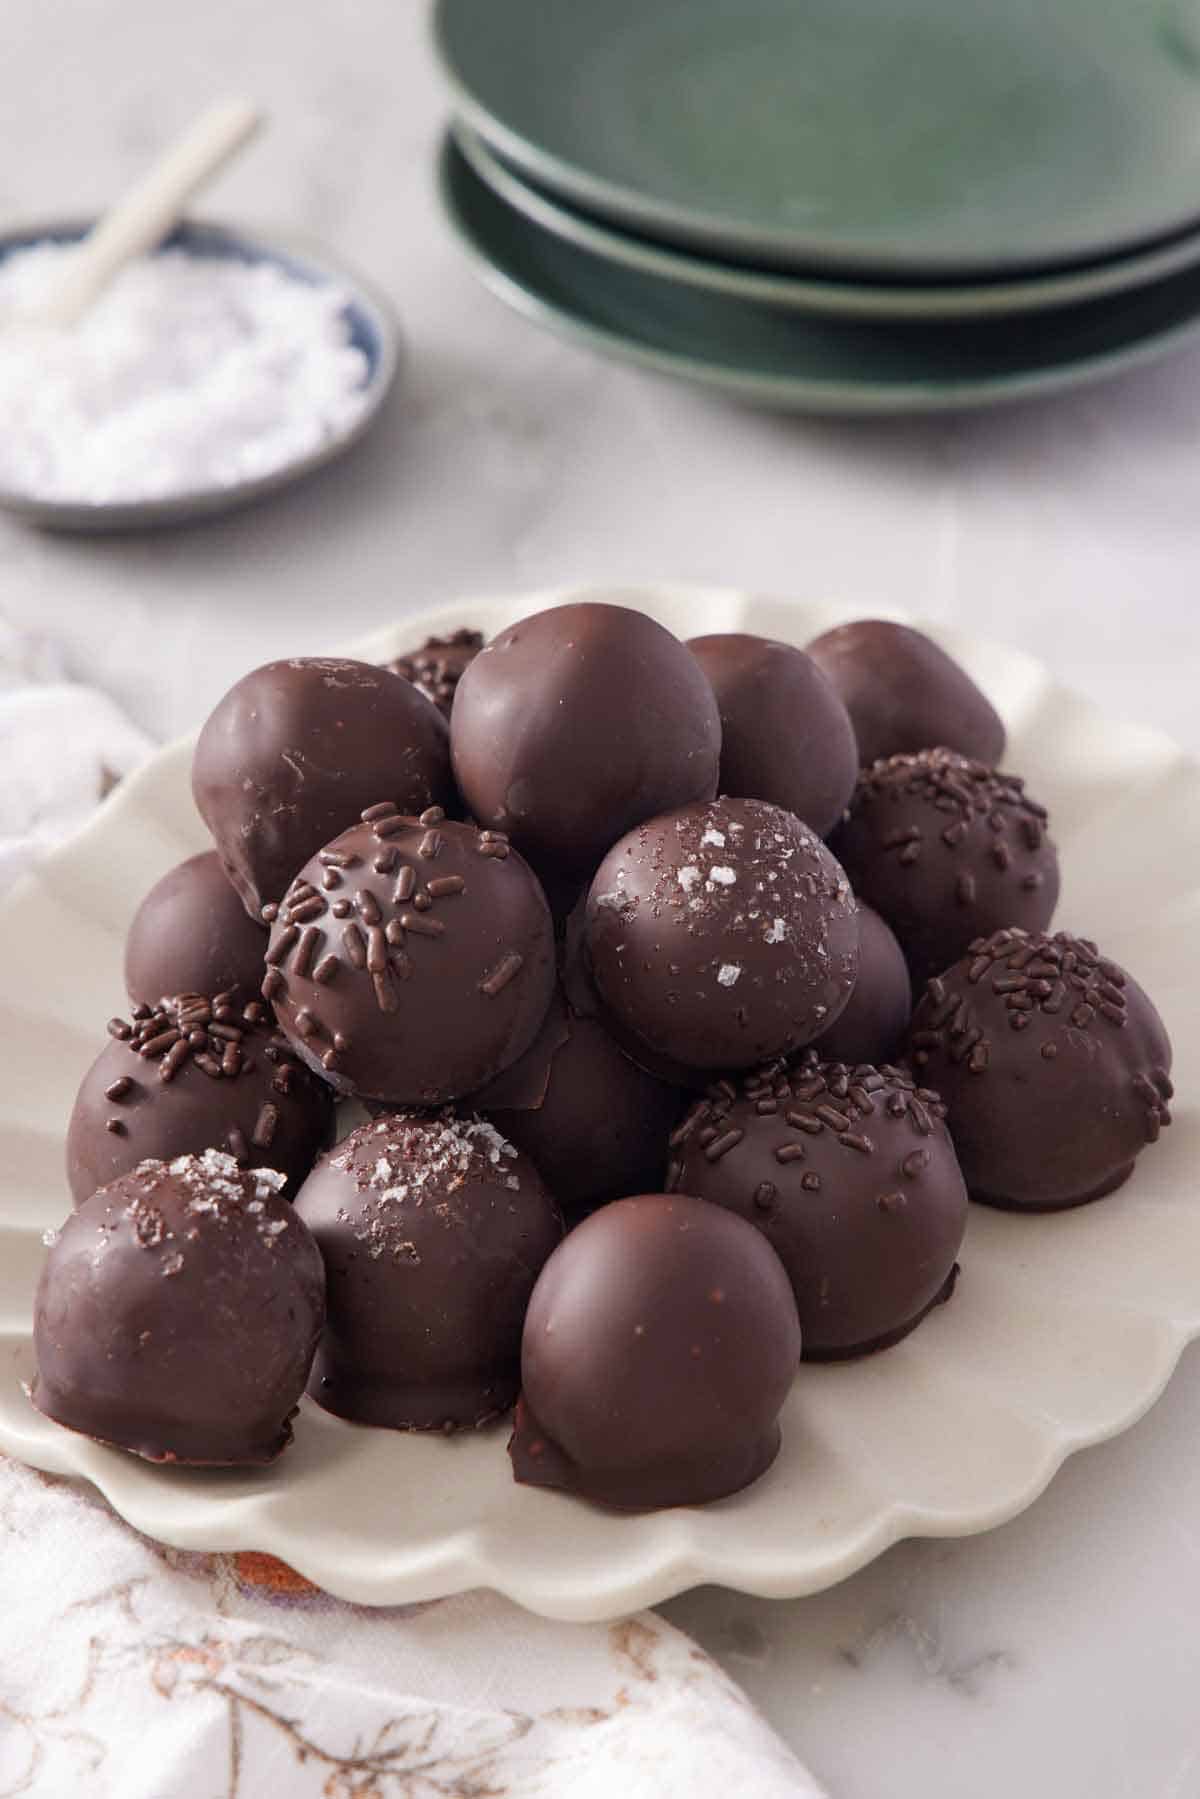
[[435, 0, 1200, 276], [455, 123, 1200, 323], [439, 134, 1200, 416]]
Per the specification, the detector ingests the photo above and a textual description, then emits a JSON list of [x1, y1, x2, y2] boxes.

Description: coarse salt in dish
[[0, 243, 373, 504]]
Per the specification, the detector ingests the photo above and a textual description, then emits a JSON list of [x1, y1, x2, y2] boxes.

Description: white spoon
[[21, 98, 263, 329]]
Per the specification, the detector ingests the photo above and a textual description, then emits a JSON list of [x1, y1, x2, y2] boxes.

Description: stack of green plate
[[434, 0, 1200, 414]]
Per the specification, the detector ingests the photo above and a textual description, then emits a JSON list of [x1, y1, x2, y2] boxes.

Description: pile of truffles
[[34, 604, 1175, 1513]]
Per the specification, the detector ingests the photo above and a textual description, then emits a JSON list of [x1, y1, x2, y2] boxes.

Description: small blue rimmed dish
[[0, 218, 399, 533]]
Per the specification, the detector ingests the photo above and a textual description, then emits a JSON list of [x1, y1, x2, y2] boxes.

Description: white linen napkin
[[0, 635, 825, 1798]]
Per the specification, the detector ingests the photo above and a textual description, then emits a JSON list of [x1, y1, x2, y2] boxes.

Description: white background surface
[[3, 5, 1200, 1794]]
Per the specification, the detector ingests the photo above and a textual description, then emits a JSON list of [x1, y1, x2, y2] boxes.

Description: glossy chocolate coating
[[450, 602, 721, 879], [193, 657, 455, 917], [124, 851, 267, 1007], [490, 1008, 683, 1222], [264, 809, 556, 1106], [829, 749, 1059, 988], [388, 627, 484, 717], [687, 633, 858, 838], [814, 903, 911, 1066], [585, 797, 859, 1072], [33, 1151, 325, 1464], [296, 1112, 562, 1430], [667, 1055, 966, 1358], [807, 619, 1006, 767], [908, 929, 1174, 1210], [510, 1193, 800, 1509], [67, 994, 334, 1206]]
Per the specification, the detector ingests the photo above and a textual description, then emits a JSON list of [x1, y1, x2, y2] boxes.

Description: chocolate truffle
[[193, 657, 455, 917], [829, 749, 1059, 988], [814, 903, 911, 1067], [450, 602, 721, 879], [585, 797, 858, 1072], [66, 993, 334, 1206], [807, 619, 1006, 767], [33, 1151, 325, 1464], [296, 1112, 562, 1430], [667, 1055, 966, 1358], [510, 1193, 801, 1509], [908, 929, 1174, 1210], [388, 627, 484, 717], [264, 806, 556, 1106], [124, 851, 267, 1007], [489, 1009, 683, 1222], [687, 633, 857, 838]]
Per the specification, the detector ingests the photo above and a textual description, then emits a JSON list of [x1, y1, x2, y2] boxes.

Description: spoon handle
[[40, 98, 263, 328]]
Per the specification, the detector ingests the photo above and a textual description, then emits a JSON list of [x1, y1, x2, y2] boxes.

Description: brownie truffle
[[830, 749, 1059, 988], [67, 993, 334, 1206], [193, 657, 455, 917], [33, 1151, 325, 1464], [814, 903, 911, 1067], [585, 797, 858, 1072], [264, 806, 556, 1106], [388, 627, 484, 717], [489, 1009, 683, 1222], [667, 1055, 966, 1358], [687, 633, 858, 838], [807, 619, 1006, 767], [296, 1112, 562, 1430], [124, 851, 267, 1008], [908, 929, 1174, 1210], [510, 1193, 800, 1509], [450, 602, 721, 879]]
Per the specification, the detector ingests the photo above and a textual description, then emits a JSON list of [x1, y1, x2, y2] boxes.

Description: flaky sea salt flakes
[[0, 245, 371, 503]]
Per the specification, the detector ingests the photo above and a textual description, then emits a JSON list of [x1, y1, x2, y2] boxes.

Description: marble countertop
[[3, 4, 1199, 1793]]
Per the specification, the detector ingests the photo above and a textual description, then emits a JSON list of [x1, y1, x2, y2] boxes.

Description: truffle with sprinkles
[[667, 1052, 967, 1357], [66, 991, 334, 1206], [585, 796, 859, 1072], [264, 806, 557, 1106], [829, 747, 1060, 987], [907, 928, 1173, 1210], [388, 627, 484, 716], [295, 1111, 562, 1431], [33, 1151, 326, 1465]]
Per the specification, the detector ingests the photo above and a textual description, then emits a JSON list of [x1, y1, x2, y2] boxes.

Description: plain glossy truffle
[[450, 602, 722, 879], [908, 929, 1174, 1210], [264, 808, 556, 1106], [66, 994, 334, 1206], [489, 1008, 683, 1222], [388, 627, 484, 717], [814, 903, 911, 1066], [510, 1193, 801, 1509], [829, 749, 1059, 987], [192, 657, 455, 917], [124, 851, 267, 1007], [667, 1055, 966, 1357], [33, 1151, 325, 1464], [807, 619, 1006, 767], [295, 1112, 562, 1430], [687, 633, 858, 838], [585, 797, 859, 1071]]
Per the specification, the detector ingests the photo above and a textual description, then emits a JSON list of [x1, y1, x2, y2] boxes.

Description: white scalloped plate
[[1, 586, 1197, 1622]]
